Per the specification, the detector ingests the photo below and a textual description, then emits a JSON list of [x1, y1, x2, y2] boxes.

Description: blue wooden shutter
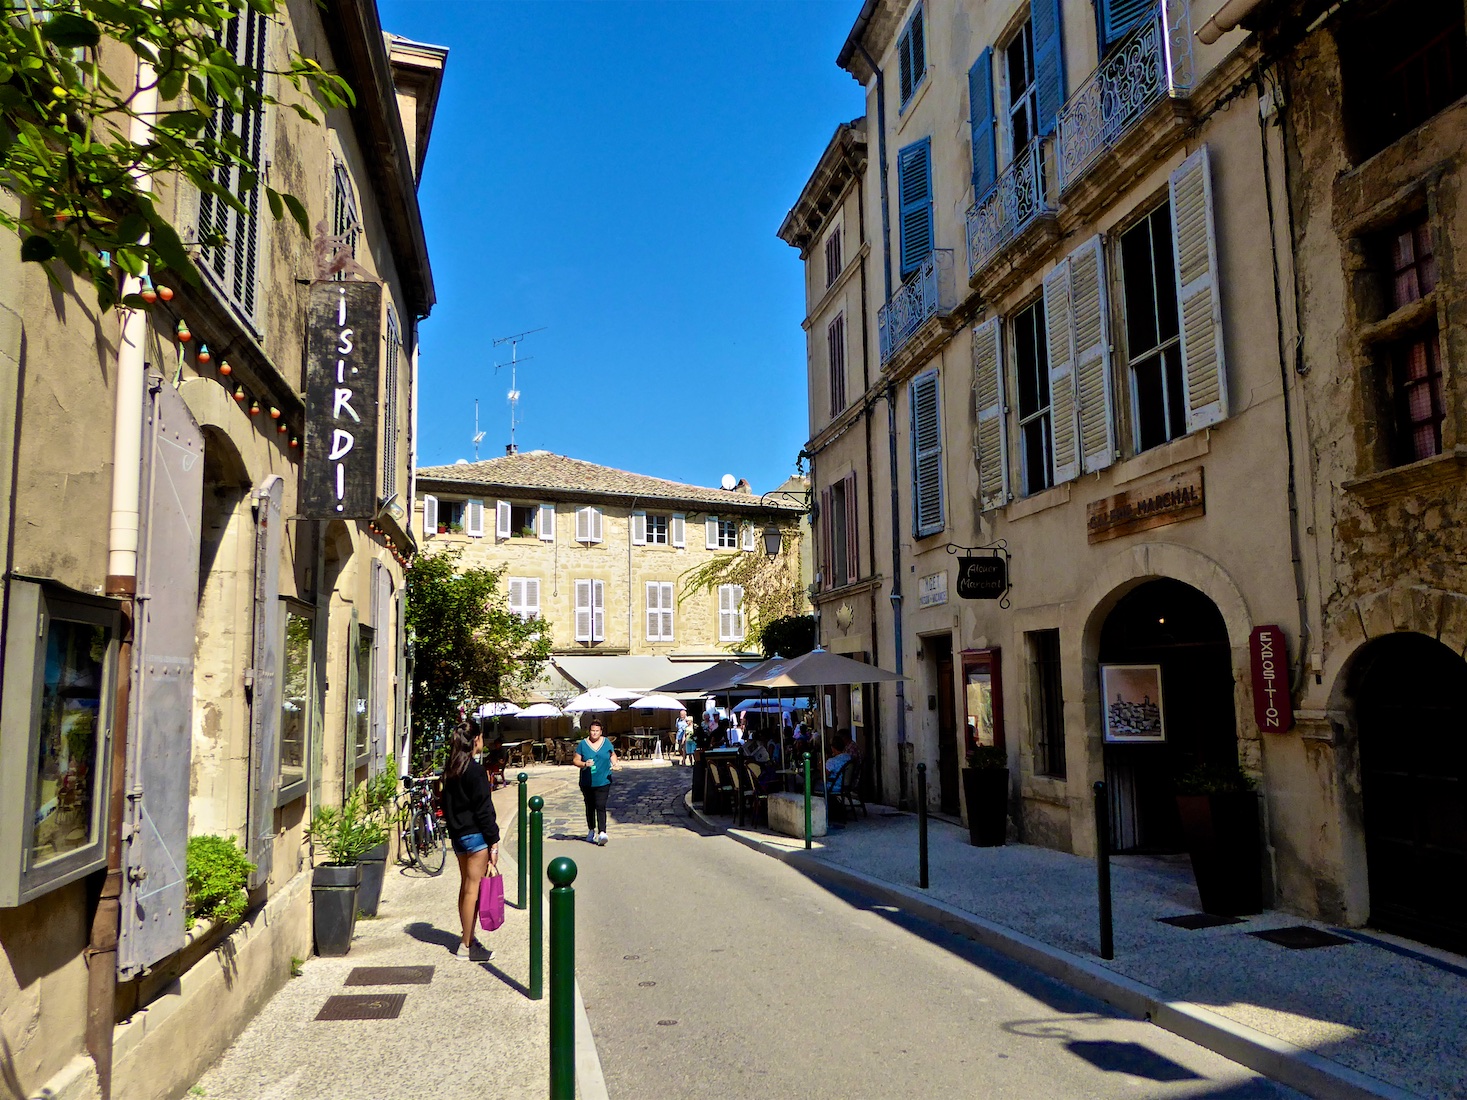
[[898, 139, 933, 277], [1099, 0, 1153, 53], [1031, 0, 1066, 138], [969, 48, 997, 198], [898, 6, 926, 105], [910, 370, 944, 537]]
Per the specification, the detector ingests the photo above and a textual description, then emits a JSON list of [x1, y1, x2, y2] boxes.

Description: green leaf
[[265, 187, 283, 221], [20, 235, 56, 263], [281, 193, 310, 237], [157, 66, 185, 103], [146, 215, 198, 284], [42, 13, 102, 50], [116, 213, 148, 244]]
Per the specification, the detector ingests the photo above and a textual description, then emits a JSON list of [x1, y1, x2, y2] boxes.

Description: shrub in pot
[[307, 786, 378, 955], [1174, 762, 1263, 916], [185, 834, 255, 930], [355, 759, 402, 917], [962, 745, 1009, 847]]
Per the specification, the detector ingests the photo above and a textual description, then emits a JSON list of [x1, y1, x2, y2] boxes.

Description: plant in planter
[[1174, 761, 1263, 916], [307, 785, 381, 956], [184, 834, 255, 930], [355, 758, 402, 918], [448, 522, 464, 534], [962, 744, 1009, 847]]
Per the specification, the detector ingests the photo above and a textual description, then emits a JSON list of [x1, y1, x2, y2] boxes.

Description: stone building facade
[[0, 6, 442, 1098], [414, 452, 809, 694]]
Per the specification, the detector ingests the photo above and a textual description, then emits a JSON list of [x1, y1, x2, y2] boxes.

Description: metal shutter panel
[[1070, 235, 1117, 473], [119, 383, 204, 976], [1170, 145, 1228, 432], [1043, 260, 1080, 484], [972, 318, 1009, 512], [969, 48, 997, 197]]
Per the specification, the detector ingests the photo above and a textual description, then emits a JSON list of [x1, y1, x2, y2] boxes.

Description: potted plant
[[962, 745, 1009, 847], [355, 758, 401, 917], [1174, 761, 1263, 916], [437, 522, 448, 534], [307, 785, 377, 955]]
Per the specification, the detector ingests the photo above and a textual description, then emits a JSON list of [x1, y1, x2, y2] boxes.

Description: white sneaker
[[596, 832, 608, 846], [453, 938, 493, 962], [586, 830, 597, 843]]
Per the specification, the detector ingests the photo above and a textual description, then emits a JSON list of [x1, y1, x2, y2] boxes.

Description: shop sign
[[1249, 625, 1293, 733], [1086, 466, 1205, 544], [302, 281, 381, 518], [918, 571, 947, 607], [956, 555, 1007, 600]]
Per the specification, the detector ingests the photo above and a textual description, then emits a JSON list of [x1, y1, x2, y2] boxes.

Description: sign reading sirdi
[[1086, 466, 1205, 543]]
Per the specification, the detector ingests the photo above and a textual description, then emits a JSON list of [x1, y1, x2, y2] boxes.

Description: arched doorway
[[1349, 633, 1467, 953], [1098, 579, 1237, 851]]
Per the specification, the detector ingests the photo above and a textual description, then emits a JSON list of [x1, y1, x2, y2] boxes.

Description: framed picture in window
[[1101, 664, 1165, 743]]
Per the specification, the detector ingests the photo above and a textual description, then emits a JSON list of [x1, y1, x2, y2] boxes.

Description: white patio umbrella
[[564, 692, 622, 713], [587, 686, 643, 702], [628, 694, 686, 710], [476, 701, 523, 718], [518, 702, 564, 718]]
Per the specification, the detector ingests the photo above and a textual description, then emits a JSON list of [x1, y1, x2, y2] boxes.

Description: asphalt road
[[540, 763, 1304, 1100]]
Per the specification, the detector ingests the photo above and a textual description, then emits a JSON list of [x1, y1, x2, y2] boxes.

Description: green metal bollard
[[803, 752, 812, 850], [547, 857, 578, 1100], [917, 762, 929, 889], [517, 772, 529, 910], [529, 794, 545, 1000]]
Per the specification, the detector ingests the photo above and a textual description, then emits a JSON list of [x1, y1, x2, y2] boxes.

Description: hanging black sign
[[956, 555, 1007, 600], [302, 281, 381, 519]]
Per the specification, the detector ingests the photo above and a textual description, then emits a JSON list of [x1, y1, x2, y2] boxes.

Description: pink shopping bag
[[478, 871, 505, 932]]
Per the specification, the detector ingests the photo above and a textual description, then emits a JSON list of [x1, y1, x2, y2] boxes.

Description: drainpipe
[[1196, 0, 1267, 43], [90, 48, 158, 1100], [857, 172, 884, 805], [855, 37, 907, 808]]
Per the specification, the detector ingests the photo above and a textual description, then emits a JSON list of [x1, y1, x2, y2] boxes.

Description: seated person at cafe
[[750, 738, 771, 764], [825, 733, 854, 793]]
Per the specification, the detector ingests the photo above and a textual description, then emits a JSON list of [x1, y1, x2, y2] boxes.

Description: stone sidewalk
[[690, 789, 1467, 1100], [192, 769, 606, 1100]]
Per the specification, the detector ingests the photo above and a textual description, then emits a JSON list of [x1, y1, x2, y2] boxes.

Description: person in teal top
[[574, 719, 619, 845]]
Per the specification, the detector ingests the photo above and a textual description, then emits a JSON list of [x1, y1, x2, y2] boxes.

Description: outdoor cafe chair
[[831, 760, 866, 821], [705, 759, 736, 818]]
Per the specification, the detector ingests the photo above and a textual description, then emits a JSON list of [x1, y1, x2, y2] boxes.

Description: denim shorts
[[452, 831, 488, 855]]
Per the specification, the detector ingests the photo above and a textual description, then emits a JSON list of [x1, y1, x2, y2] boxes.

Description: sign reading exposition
[[956, 556, 1007, 600], [303, 281, 381, 519], [1249, 624, 1294, 733]]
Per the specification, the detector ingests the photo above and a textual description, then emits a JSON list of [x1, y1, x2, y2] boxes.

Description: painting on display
[[1101, 664, 1166, 743]]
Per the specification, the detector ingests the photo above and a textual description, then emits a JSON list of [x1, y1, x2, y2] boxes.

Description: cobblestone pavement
[[526, 759, 704, 841]]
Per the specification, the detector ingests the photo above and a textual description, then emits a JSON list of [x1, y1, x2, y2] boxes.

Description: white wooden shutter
[[575, 580, 592, 641], [910, 371, 944, 537], [705, 515, 719, 549], [731, 584, 745, 641], [1043, 260, 1079, 484], [632, 511, 647, 545], [972, 318, 1009, 511], [718, 584, 734, 641], [538, 503, 555, 541], [422, 494, 438, 537], [576, 506, 591, 543], [508, 577, 526, 618], [465, 498, 485, 538], [1170, 145, 1228, 431], [1070, 235, 1117, 473], [592, 581, 605, 642], [659, 582, 674, 641], [843, 472, 859, 583], [525, 578, 540, 619], [495, 499, 511, 539], [591, 507, 603, 542], [671, 513, 686, 547], [645, 582, 660, 640], [741, 523, 756, 552]]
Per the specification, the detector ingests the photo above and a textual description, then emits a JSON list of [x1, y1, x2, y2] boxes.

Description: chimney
[[735, 477, 752, 494], [506, 443, 518, 456]]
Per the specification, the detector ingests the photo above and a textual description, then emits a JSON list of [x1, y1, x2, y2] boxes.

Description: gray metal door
[[246, 475, 284, 888], [119, 380, 204, 977], [371, 560, 391, 774]]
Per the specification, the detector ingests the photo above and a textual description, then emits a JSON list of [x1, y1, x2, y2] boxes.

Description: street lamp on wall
[[762, 524, 782, 558]]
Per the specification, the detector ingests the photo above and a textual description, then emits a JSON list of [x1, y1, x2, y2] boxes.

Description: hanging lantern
[[218, 360, 232, 376], [158, 284, 173, 301], [140, 276, 157, 304], [269, 406, 281, 419], [289, 436, 299, 449], [197, 343, 212, 365], [277, 421, 288, 434], [249, 400, 260, 416], [233, 386, 246, 402], [176, 319, 191, 343]]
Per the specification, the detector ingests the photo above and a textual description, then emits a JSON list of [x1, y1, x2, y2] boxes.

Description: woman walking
[[439, 721, 500, 961], [573, 719, 618, 845]]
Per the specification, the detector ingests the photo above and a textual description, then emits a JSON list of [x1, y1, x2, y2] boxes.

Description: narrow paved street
[[544, 763, 1303, 1099]]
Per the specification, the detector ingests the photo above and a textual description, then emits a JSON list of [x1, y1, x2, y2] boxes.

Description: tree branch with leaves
[[679, 524, 804, 653], [0, 0, 353, 307]]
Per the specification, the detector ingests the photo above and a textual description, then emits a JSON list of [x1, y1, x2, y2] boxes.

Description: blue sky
[[379, 0, 864, 494]]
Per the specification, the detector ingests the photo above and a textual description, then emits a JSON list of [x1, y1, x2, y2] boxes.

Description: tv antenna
[[493, 327, 546, 453], [471, 399, 486, 461]]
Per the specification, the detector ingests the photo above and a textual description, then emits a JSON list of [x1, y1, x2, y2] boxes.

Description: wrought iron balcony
[[965, 138, 1057, 280], [1056, 0, 1194, 192], [878, 249, 956, 363]]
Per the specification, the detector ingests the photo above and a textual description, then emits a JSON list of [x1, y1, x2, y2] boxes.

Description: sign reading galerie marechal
[[303, 282, 381, 519]]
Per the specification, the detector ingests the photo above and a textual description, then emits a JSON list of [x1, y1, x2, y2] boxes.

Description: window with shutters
[[508, 503, 537, 537], [1097, 0, 1153, 56], [575, 506, 604, 544], [897, 139, 934, 278], [646, 514, 669, 545], [910, 370, 945, 538], [0, 583, 121, 906], [645, 582, 675, 642], [382, 306, 400, 501], [824, 224, 843, 287], [897, 5, 927, 109], [1028, 629, 1065, 778], [828, 313, 848, 417], [1121, 203, 1186, 451], [575, 580, 606, 643], [440, 500, 466, 532], [716, 518, 738, 549], [353, 625, 374, 763], [718, 584, 746, 643], [330, 162, 360, 277], [507, 577, 540, 621], [1012, 298, 1054, 496], [279, 606, 313, 800], [1004, 18, 1040, 160], [826, 477, 860, 588], [1340, 0, 1466, 161], [197, 8, 268, 321]]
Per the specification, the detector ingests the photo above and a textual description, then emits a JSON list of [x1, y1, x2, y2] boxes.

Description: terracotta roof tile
[[416, 451, 806, 513]]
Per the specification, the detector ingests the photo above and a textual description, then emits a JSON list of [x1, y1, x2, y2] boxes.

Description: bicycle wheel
[[415, 808, 446, 876], [401, 806, 421, 868]]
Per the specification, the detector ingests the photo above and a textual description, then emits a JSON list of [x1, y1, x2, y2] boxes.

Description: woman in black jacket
[[440, 722, 500, 961]]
